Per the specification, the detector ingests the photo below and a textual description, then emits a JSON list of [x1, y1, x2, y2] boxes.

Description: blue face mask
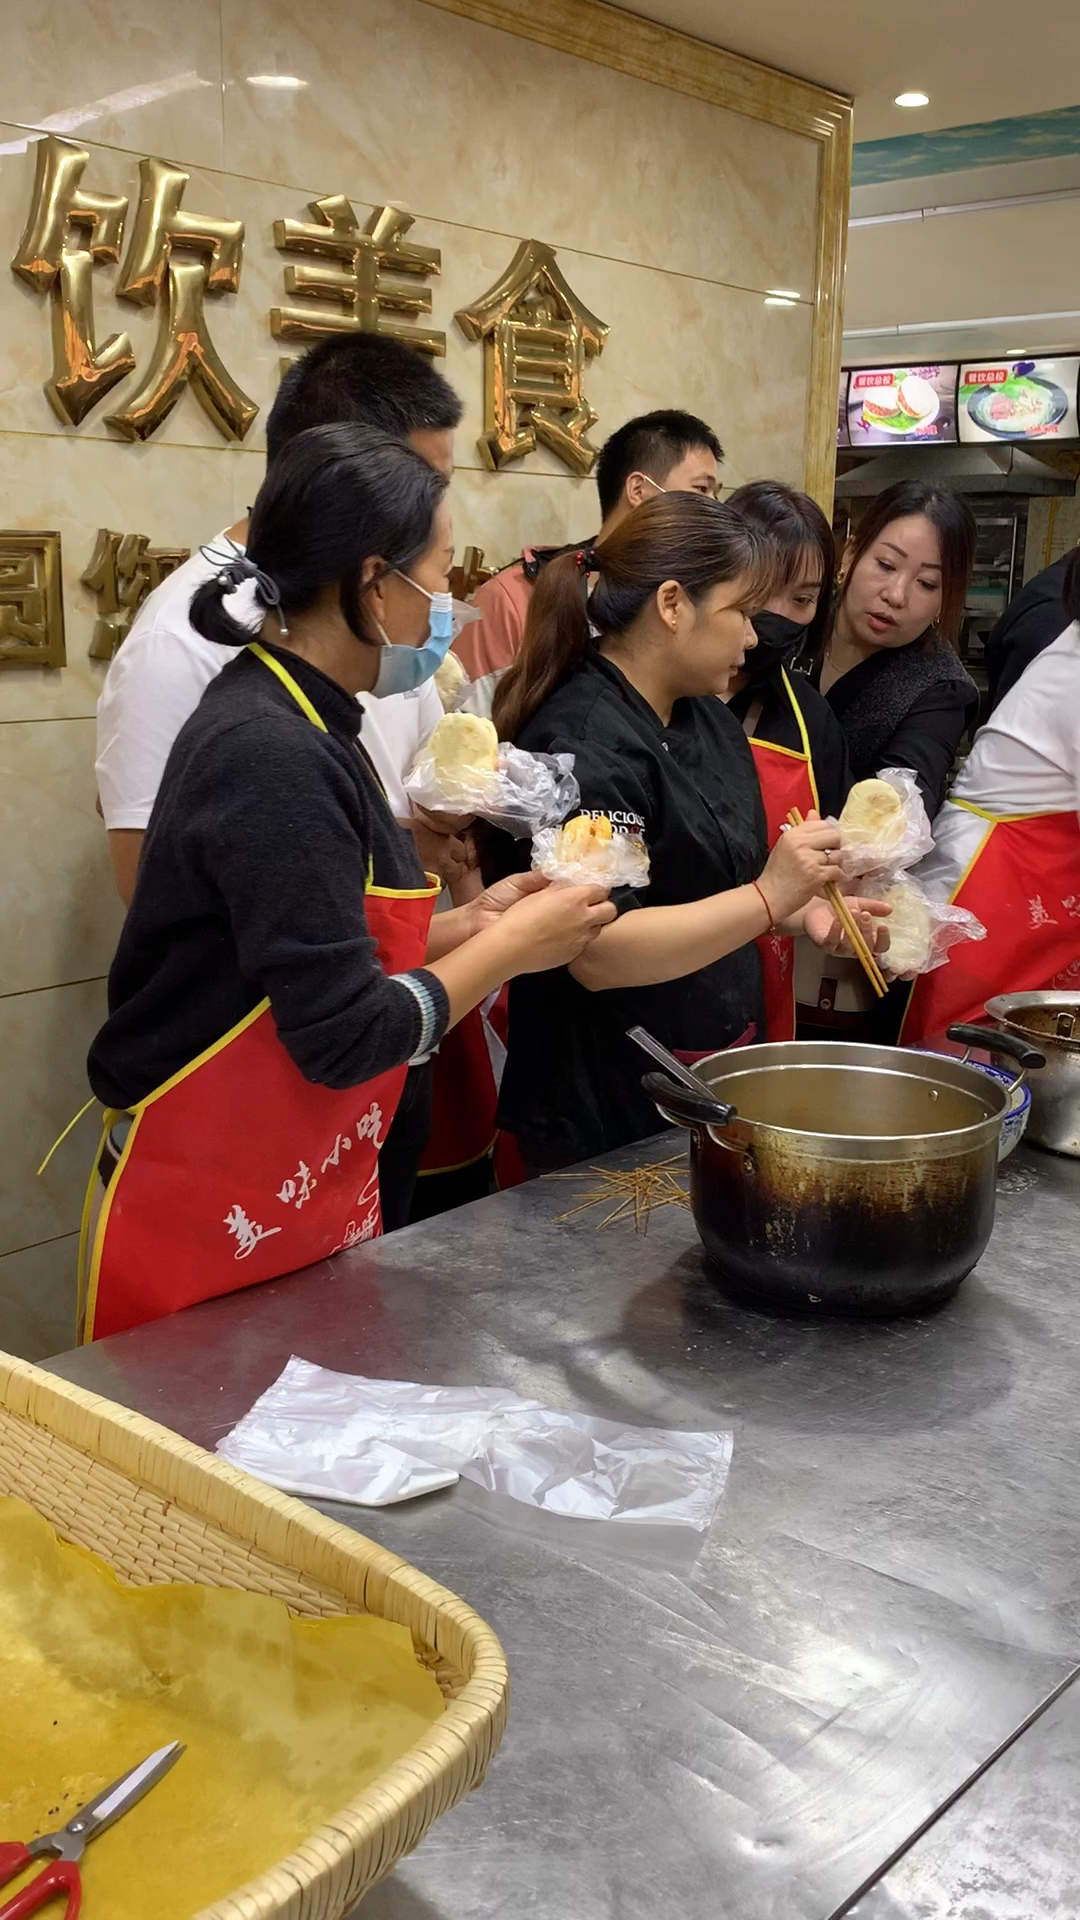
[[372, 572, 455, 697]]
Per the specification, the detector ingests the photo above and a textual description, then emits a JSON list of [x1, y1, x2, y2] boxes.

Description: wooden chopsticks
[[786, 807, 888, 998]]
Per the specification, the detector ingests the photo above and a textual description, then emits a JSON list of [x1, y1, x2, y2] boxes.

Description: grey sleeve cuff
[[392, 967, 451, 1063]]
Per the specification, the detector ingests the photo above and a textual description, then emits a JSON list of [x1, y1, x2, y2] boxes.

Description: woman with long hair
[[904, 547, 1080, 1043], [724, 481, 852, 1039], [815, 480, 978, 815], [83, 422, 615, 1341], [489, 494, 888, 1170]]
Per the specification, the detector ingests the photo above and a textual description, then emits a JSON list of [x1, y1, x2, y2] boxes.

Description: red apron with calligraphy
[[418, 1007, 498, 1176], [82, 880, 437, 1343], [748, 670, 819, 1043], [902, 807, 1080, 1046]]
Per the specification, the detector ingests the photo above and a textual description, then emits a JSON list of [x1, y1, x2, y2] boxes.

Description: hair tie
[[200, 537, 288, 635], [576, 545, 600, 574]]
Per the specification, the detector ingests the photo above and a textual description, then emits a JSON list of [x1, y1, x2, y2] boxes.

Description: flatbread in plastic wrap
[[837, 769, 934, 878], [406, 716, 580, 837], [532, 812, 651, 890], [879, 876, 986, 979]]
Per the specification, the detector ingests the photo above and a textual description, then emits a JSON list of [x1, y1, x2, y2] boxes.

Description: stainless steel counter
[[45, 1140, 1080, 1919]]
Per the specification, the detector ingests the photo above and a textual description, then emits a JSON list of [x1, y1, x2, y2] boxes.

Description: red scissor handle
[[0, 1852, 81, 1920]]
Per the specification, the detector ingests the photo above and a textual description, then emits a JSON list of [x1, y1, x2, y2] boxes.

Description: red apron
[[418, 1007, 498, 1177], [902, 804, 1080, 1046], [81, 645, 439, 1343], [748, 668, 819, 1043]]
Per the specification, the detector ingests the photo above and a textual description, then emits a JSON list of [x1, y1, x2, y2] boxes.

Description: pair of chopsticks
[[787, 807, 888, 998]]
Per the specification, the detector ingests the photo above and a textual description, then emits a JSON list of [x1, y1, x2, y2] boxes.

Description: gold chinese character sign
[[108, 158, 257, 442], [0, 532, 65, 670], [271, 197, 445, 355], [455, 240, 608, 475], [82, 529, 190, 660], [10, 136, 135, 425]]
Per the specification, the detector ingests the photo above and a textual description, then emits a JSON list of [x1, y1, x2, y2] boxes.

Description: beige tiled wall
[[0, 0, 822, 1357]]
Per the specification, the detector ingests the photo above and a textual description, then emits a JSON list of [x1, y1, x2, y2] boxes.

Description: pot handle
[[641, 1071, 737, 1133], [946, 1022, 1046, 1083]]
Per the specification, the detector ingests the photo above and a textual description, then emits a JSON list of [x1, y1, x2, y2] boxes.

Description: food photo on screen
[[847, 365, 958, 445], [958, 357, 1080, 442]]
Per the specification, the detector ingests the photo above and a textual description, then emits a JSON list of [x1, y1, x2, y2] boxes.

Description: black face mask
[[744, 609, 809, 681]]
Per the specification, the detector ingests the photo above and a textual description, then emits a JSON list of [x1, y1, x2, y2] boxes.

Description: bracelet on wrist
[[751, 879, 777, 934]]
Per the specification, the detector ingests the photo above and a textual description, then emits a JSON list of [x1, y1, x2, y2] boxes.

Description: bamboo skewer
[[786, 806, 889, 998]]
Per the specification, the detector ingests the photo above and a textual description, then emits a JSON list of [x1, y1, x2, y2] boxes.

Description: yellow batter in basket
[[0, 1497, 443, 1917]]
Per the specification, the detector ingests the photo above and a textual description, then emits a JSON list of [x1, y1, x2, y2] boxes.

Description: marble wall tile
[[0, 1233, 78, 1361], [0, 0, 224, 170], [0, 720, 122, 997], [0, 977, 108, 1258], [449, 468, 594, 571], [0, 430, 237, 721], [218, 0, 819, 297]]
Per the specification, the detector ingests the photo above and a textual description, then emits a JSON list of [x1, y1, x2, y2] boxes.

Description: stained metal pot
[[986, 992, 1080, 1158], [643, 1025, 1043, 1318]]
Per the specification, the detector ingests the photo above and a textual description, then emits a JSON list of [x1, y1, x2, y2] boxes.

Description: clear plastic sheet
[[836, 768, 934, 879], [404, 743, 580, 838], [531, 821, 651, 891], [217, 1357, 733, 1531], [878, 874, 987, 979]]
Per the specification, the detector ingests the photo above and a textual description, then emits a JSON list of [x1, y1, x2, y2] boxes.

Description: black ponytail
[[189, 421, 447, 649]]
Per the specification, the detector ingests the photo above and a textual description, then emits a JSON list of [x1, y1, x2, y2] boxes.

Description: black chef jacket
[[727, 666, 851, 820], [811, 648, 978, 818], [491, 651, 767, 1165]]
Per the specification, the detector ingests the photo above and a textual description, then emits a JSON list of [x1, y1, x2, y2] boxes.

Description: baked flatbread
[[881, 882, 933, 974], [429, 711, 499, 782], [840, 777, 906, 851]]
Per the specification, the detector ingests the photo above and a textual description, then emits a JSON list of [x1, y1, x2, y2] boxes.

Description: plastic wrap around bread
[[405, 715, 580, 837], [836, 769, 934, 878], [433, 650, 468, 713], [532, 811, 651, 891], [879, 876, 986, 978]]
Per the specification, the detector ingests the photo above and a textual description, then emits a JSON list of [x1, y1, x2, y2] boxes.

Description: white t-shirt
[[95, 533, 442, 829], [950, 619, 1080, 815]]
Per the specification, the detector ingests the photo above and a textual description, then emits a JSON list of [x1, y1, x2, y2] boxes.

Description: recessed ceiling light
[[246, 74, 307, 89], [895, 91, 930, 108], [766, 289, 801, 301]]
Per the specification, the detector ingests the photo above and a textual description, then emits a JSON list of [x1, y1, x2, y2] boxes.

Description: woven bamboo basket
[[0, 1350, 509, 1918]]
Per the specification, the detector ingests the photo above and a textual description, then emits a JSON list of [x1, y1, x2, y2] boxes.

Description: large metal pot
[[643, 1025, 1042, 1318], [986, 992, 1080, 1158]]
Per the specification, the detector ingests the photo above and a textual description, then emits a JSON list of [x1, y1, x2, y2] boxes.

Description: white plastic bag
[[836, 768, 934, 878], [404, 743, 580, 838], [217, 1356, 733, 1530], [531, 819, 651, 891], [878, 874, 986, 979]]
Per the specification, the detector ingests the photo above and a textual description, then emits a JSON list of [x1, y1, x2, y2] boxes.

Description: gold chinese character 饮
[[0, 532, 66, 670], [10, 135, 135, 426], [271, 197, 445, 356], [81, 528, 191, 660], [455, 240, 609, 475], [107, 158, 257, 442]]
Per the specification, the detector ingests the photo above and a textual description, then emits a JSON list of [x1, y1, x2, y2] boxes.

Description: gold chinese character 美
[[10, 135, 136, 426], [107, 157, 257, 442], [271, 197, 445, 356], [82, 528, 191, 660], [0, 532, 66, 670], [455, 240, 609, 475]]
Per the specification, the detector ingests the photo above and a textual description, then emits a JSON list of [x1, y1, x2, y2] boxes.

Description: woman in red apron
[[82, 423, 615, 1342], [482, 494, 888, 1174], [725, 483, 851, 1040], [903, 556, 1080, 1045]]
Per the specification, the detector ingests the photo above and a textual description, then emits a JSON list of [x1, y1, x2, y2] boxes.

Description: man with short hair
[[453, 408, 723, 717], [96, 333, 463, 906]]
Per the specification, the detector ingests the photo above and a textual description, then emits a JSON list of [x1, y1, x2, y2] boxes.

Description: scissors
[[0, 1741, 184, 1918]]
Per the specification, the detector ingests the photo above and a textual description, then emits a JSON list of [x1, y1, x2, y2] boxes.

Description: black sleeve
[[194, 718, 449, 1089], [873, 683, 977, 817], [803, 696, 852, 818], [992, 599, 1069, 707]]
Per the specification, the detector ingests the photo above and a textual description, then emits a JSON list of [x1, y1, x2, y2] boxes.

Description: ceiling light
[[894, 91, 930, 108], [246, 74, 307, 88]]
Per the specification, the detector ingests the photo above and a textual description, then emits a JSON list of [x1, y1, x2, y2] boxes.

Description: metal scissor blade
[[70, 1742, 185, 1842]]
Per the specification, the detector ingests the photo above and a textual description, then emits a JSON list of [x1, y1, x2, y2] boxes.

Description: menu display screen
[[958, 357, 1080, 442], [837, 367, 850, 447], [847, 365, 958, 446]]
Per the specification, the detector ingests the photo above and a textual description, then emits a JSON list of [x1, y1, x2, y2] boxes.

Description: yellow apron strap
[[248, 641, 328, 731], [781, 666, 821, 814], [37, 1095, 98, 1177]]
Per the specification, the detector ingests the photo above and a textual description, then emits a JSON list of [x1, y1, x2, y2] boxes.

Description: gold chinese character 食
[[455, 240, 609, 475], [107, 157, 257, 442], [82, 528, 191, 659], [0, 532, 66, 670], [271, 196, 445, 356], [10, 135, 136, 426]]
